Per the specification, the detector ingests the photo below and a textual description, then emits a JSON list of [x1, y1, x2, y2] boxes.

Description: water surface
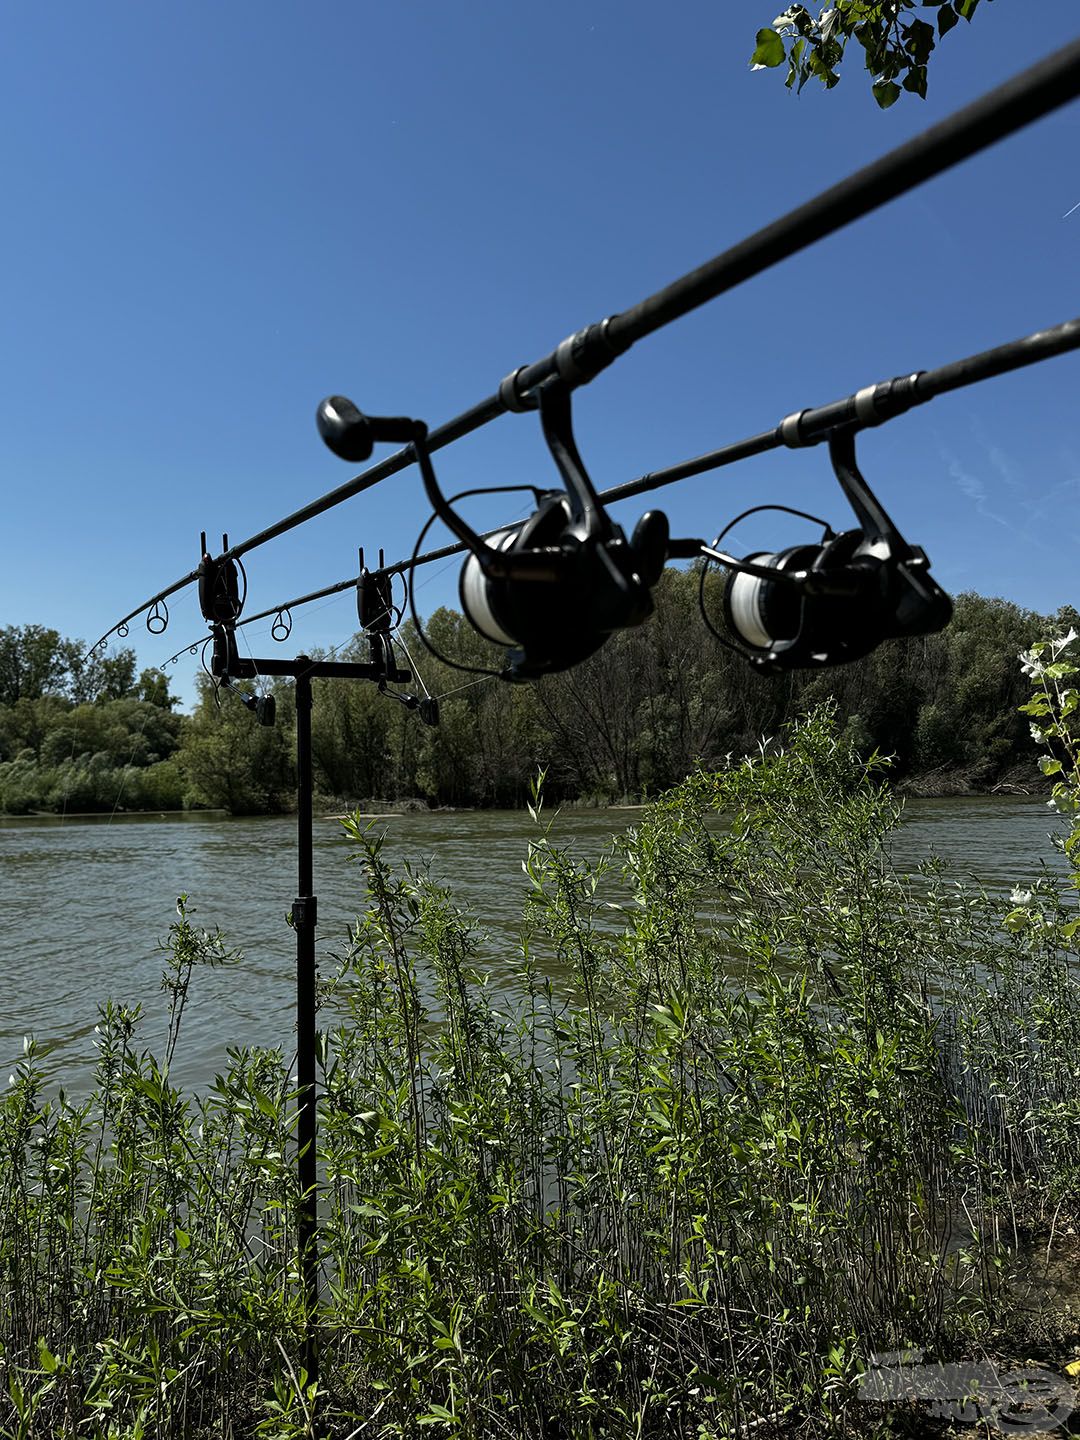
[[0, 797, 1068, 1090]]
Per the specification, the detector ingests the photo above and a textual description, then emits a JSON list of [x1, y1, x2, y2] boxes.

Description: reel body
[[439, 378, 669, 680], [706, 430, 952, 671], [458, 492, 667, 680]]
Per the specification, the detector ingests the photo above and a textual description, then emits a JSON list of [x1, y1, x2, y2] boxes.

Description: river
[[0, 797, 1069, 1092]]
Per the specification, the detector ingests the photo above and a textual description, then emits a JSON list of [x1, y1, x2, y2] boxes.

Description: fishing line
[[199, 638, 224, 710], [57, 644, 111, 825], [238, 626, 267, 700], [405, 492, 522, 681], [408, 500, 537, 599], [143, 309, 1080, 690], [435, 673, 497, 703], [107, 700, 158, 823], [246, 311, 1080, 654], [392, 629, 431, 700], [58, 703, 83, 827]]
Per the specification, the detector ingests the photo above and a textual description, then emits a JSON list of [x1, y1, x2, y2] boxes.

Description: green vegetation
[[749, 2, 995, 107], [2, 685, 1079, 1436], [0, 625, 184, 815], [2, 581, 1073, 815]]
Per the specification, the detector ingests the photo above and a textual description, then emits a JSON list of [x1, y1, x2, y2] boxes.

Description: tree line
[[0, 571, 1070, 815]]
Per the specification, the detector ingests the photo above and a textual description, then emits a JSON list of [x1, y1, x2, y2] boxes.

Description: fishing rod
[[91, 37, 1080, 658], [158, 310, 1079, 671]]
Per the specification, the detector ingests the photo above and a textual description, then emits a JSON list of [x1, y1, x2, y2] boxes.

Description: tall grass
[[1, 707, 1078, 1437]]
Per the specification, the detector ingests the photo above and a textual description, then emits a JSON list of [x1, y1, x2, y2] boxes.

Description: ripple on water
[[0, 798, 1068, 1093]]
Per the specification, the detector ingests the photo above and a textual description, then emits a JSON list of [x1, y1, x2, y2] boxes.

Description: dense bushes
[[2, 704, 1079, 1435], [0, 698, 185, 814]]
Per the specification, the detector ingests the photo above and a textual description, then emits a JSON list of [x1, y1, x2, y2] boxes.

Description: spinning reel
[[317, 380, 671, 682], [700, 427, 952, 670]]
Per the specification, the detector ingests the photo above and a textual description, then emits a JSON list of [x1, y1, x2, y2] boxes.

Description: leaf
[[906, 18, 936, 65], [902, 65, 928, 98], [751, 28, 786, 69], [873, 80, 902, 109], [1004, 908, 1030, 934], [937, 4, 960, 36], [418, 1402, 457, 1426], [37, 1339, 58, 1373], [819, 7, 840, 43], [175, 1227, 191, 1250]]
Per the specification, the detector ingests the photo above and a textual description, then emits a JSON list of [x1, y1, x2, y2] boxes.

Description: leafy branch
[[751, 1, 994, 108]]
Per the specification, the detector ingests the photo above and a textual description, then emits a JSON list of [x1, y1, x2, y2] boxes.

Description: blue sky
[[2, 3, 1078, 708]]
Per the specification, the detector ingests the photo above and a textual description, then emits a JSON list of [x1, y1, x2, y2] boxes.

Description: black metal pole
[[293, 663, 319, 1387], [205, 647, 413, 1404]]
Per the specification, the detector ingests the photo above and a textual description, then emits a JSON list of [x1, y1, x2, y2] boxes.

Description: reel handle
[[316, 395, 424, 463]]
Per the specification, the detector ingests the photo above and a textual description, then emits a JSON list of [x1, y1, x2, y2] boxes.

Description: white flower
[[1010, 888, 1033, 905]]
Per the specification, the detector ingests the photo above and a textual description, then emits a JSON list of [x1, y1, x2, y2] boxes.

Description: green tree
[[0, 696, 71, 763], [177, 677, 294, 814], [750, 1, 994, 107], [135, 666, 179, 709], [85, 648, 138, 702], [0, 626, 71, 705], [311, 647, 397, 801]]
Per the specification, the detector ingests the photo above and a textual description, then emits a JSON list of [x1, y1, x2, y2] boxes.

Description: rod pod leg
[[293, 668, 320, 1393]]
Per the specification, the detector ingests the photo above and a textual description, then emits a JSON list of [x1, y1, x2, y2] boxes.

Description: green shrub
[[2, 707, 1078, 1437]]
